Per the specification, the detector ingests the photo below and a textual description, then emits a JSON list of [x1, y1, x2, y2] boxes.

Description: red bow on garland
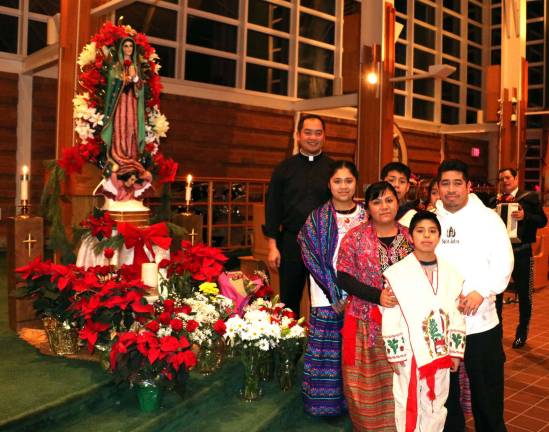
[[117, 222, 172, 267]]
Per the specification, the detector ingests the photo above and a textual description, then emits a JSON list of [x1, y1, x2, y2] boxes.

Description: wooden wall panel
[[445, 136, 489, 182], [0, 72, 18, 217], [32, 77, 58, 204], [401, 129, 442, 178]]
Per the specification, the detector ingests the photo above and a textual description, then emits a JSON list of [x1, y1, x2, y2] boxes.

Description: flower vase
[[240, 347, 263, 401], [198, 338, 223, 375], [136, 380, 163, 412], [277, 339, 304, 391], [42, 317, 79, 356], [258, 349, 275, 382]]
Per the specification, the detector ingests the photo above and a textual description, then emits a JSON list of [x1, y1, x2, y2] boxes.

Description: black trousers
[[277, 231, 307, 316], [496, 246, 532, 336], [444, 325, 507, 432]]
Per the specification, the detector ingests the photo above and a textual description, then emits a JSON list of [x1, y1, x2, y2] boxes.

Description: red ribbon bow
[[117, 222, 172, 267]]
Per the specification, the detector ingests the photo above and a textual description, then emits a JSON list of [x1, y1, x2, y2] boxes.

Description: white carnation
[[77, 42, 97, 68]]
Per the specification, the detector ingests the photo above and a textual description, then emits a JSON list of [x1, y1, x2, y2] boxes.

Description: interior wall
[[0, 72, 18, 215]]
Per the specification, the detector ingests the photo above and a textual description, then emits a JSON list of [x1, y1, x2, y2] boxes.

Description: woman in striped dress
[[336, 181, 413, 431], [298, 160, 366, 417]]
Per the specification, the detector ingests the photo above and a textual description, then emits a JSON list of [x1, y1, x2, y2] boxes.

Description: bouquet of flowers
[[218, 270, 273, 316]]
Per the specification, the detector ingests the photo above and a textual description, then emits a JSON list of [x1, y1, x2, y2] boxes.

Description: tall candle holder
[[184, 174, 193, 215], [19, 166, 30, 218]]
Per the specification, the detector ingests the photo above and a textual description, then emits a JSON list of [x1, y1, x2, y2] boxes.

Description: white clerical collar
[[300, 150, 322, 162]]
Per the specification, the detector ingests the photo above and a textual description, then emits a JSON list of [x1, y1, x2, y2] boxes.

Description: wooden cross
[[189, 228, 198, 246], [22, 233, 37, 257]]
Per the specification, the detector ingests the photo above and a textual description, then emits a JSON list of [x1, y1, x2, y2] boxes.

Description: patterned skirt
[[342, 315, 396, 431], [302, 306, 346, 416]]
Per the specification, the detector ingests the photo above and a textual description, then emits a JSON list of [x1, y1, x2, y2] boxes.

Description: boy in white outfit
[[382, 211, 466, 432]]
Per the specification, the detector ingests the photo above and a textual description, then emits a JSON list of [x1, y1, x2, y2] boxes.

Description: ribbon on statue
[[117, 222, 172, 267]]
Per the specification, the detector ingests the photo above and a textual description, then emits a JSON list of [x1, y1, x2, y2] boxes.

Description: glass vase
[[258, 349, 275, 382], [42, 317, 79, 356], [136, 380, 163, 412], [277, 339, 304, 391], [240, 346, 263, 401], [198, 338, 224, 375]]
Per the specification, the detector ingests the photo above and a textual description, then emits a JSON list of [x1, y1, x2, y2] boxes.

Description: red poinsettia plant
[[159, 240, 228, 300]]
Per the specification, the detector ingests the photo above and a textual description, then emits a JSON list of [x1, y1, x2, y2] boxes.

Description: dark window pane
[[491, 6, 501, 25], [443, 35, 460, 57], [116, 3, 177, 40], [442, 57, 460, 80], [2, 0, 18, 7], [396, 16, 407, 39], [415, 2, 435, 25], [527, 21, 544, 41], [27, 20, 47, 54], [396, 42, 407, 64], [442, 81, 460, 103], [29, 0, 59, 15], [467, 88, 481, 108], [467, 66, 482, 87], [163, 0, 179, 3], [152, 44, 175, 77], [299, 43, 333, 73], [443, 13, 461, 36], [527, 1, 544, 19], [468, 2, 482, 22], [395, 0, 407, 14], [442, 104, 460, 124], [414, 24, 435, 49], [527, 115, 542, 128], [528, 66, 544, 85], [301, 0, 335, 15], [468, 23, 482, 44], [412, 98, 434, 120], [394, 68, 406, 90], [443, 0, 460, 13], [247, 30, 289, 64], [248, 0, 290, 32], [298, 74, 333, 98], [187, 16, 237, 53], [413, 78, 434, 97], [394, 94, 405, 116], [246, 63, 288, 95], [491, 49, 501, 65], [185, 51, 236, 87], [526, 43, 543, 62], [188, 0, 238, 18], [413, 48, 434, 71], [466, 110, 478, 124], [528, 88, 543, 107], [467, 45, 482, 65], [300, 13, 334, 44], [0, 15, 18, 54], [491, 28, 501, 46]]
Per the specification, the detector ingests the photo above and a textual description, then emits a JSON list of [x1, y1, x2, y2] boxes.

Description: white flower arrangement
[[72, 92, 104, 143], [224, 307, 281, 351], [77, 42, 97, 68]]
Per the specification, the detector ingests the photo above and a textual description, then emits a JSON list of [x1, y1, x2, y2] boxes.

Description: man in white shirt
[[435, 160, 513, 432]]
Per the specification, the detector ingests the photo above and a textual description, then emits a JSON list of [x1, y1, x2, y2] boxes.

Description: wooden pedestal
[[6, 215, 44, 331], [172, 213, 203, 248]]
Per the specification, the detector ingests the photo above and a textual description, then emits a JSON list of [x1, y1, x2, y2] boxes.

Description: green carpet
[[0, 253, 352, 431]]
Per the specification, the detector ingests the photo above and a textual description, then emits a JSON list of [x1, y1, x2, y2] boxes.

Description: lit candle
[[20, 165, 29, 202], [185, 174, 193, 203], [141, 262, 159, 294]]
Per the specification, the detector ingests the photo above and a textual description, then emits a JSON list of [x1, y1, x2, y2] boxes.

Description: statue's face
[[123, 40, 134, 57], [124, 174, 137, 187]]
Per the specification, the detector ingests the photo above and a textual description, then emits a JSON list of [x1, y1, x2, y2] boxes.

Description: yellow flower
[[199, 282, 219, 296]]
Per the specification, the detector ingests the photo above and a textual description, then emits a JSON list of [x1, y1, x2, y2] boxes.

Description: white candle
[[141, 262, 159, 291], [21, 165, 29, 201], [185, 174, 193, 203]]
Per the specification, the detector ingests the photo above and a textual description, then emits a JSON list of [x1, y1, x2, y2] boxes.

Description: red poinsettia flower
[[81, 211, 115, 241], [168, 350, 197, 371], [159, 335, 180, 353], [155, 155, 178, 184], [58, 147, 85, 175], [147, 74, 162, 108], [16, 256, 50, 280], [79, 320, 110, 352]]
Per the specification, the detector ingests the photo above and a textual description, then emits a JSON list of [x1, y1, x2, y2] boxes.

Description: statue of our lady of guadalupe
[[96, 37, 152, 205]]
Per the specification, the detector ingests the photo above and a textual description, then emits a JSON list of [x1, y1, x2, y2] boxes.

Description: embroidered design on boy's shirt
[[383, 333, 407, 361], [422, 309, 449, 357], [448, 329, 466, 355]]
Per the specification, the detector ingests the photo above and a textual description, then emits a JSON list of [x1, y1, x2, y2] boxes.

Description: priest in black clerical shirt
[[263, 114, 334, 316]]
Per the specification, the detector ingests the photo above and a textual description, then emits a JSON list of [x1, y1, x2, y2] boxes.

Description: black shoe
[[512, 336, 527, 349]]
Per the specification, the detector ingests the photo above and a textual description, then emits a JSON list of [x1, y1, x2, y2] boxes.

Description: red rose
[[176, 305, 192, 315], [124, 59, 131, 67], [146, 321, 160, 333], [104, 247, 114, 259], [158, 311, 171, 325], [186, 320, 199, 332], [170, 318, 183, 332], [163, 299, 175, 313], [213, 319, 226, 336]]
